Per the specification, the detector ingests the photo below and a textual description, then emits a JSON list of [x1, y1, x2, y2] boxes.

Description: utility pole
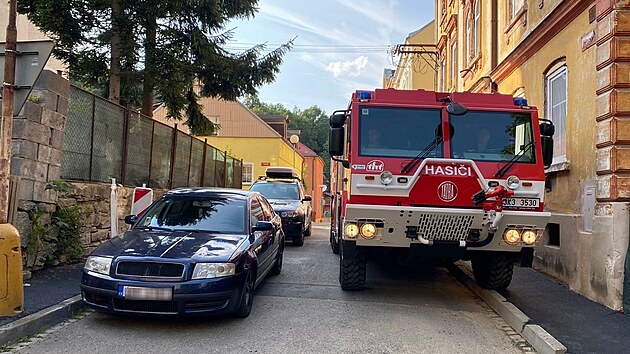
[[0, 0, 18, 224]]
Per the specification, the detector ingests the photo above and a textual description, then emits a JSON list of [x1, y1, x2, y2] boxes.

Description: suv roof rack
[[262, 167, 300, 181]]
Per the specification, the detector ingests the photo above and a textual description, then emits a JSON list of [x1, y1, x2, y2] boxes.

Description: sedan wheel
[[270, 243, 284, 275], [234, 270, 255, 318]]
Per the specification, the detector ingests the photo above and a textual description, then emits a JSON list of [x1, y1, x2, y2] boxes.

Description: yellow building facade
[[435, 0, 630, 310], [389, 21, 436, 90], [153, 98, 304, 190]]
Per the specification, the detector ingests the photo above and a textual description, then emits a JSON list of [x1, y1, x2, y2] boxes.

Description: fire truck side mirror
[[541, 136, 554, 168], [539, 121, 555, 136], [330, 113, 347, 128], [329, 127, 345, 156]]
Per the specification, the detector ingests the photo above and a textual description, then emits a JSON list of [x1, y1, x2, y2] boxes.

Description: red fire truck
[[328, 88, 554, 291]]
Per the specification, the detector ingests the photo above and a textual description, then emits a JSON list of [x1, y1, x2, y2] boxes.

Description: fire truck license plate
[[502, 197, 539, 209]]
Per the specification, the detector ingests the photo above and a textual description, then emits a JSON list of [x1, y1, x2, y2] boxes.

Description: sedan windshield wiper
[[400, 136, 443, 174], [494, 140, 535, 178]]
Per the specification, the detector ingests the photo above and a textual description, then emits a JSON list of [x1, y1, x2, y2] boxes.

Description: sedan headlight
[[84, 256, 113, 275], [192, 263, 236, 279]]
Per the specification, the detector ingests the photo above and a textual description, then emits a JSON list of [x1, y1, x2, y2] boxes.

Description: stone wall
[[58, 182, 166, 256], [10, 71, 68, 267]]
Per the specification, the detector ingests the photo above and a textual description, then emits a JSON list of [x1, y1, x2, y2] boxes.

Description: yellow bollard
[[0, 223, 23, 316]]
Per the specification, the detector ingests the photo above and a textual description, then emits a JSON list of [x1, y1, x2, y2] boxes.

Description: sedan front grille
[[113, 299, 178, 314], [116, 261, 185, 280]]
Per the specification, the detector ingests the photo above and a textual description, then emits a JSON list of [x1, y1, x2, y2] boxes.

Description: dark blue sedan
[[80, 188, 284, 318]]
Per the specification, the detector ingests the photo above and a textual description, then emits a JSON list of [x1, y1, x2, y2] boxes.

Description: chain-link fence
[[61, 85, 242, 189]]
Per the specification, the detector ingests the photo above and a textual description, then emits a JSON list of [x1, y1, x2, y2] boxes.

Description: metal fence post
[[186, 136, 193, 186], [223, 151, 228, 188], [148, 120, 155, 187], [120, 106, 131, 185], [200, 139, 208, 186], [168, 124, 178, 189], [88, 94, 96, 182]]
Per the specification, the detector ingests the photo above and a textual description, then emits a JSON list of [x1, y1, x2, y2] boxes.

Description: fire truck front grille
[[416, 214, 475, 242]]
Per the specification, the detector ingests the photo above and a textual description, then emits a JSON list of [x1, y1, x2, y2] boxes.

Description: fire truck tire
[[292, 232, 305, 247], [339, 249, 366, 290], [472, 255, 514, 290]]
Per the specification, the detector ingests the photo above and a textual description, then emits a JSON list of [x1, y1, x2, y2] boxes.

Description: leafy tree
[[244, 96, 331, 183], [19, 0, 292, 135]]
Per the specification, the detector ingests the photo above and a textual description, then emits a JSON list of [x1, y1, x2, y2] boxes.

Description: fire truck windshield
[[359, 106, 443, 158], [449, 111, 535, 163]]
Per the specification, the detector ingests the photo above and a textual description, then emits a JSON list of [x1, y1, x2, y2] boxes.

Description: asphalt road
[[13, 224, 532, 354]]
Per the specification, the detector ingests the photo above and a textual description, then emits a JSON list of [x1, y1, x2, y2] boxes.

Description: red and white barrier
[[131, 186, 153, 217]]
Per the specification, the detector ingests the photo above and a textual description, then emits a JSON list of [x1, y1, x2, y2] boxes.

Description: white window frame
[[473, 1, 480, 57], [546, 66, 568, 165], [450, 41, 458, 91], [510, 0, 525, 19], [242, 162, 254, 185], [465, 14, 472, 65]]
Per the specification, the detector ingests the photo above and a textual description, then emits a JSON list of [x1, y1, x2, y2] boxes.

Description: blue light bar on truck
[[357, 91, 372, 101], [514, 97, 528, 106]]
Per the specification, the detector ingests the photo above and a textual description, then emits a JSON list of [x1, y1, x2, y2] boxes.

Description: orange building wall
[[303, 156, 325, 222]]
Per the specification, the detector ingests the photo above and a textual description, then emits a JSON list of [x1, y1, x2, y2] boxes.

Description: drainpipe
[[624, 206, 630, 315]]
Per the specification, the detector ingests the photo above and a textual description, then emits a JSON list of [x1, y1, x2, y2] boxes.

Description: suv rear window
[[250, 183, 300, 200]]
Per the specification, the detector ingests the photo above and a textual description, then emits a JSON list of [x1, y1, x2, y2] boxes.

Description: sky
[[227, 0, 435, 115]]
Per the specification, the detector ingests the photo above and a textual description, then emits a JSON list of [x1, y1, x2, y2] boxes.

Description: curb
[[451, 262, 567, 354], [0, 295, 84, 346]]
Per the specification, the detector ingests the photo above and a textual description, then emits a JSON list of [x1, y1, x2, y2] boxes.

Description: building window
[[509, 0, 525, 19], [450, 41, 458, 91], [473, 1, 480, 57], [546, 66, 567, 164], [242, 162, 254, 184]]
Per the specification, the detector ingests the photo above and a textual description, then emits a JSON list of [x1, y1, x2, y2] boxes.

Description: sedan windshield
[[136, 197, 246, 234], [449, 111, 535, 163], [250, 183, 299, 200], [359, 106, 443, 158]]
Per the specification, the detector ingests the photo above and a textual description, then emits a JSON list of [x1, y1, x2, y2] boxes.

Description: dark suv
[[249, 167, 312, 246]]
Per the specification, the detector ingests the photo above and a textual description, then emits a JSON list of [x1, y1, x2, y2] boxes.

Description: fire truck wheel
[[339, 248, 366, 290], [471, 254, 514, 290], [292, 232, 305, 247], [330, 235, 340, 254]]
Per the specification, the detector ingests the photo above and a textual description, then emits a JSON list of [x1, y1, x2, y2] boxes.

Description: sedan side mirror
[[124, 215, 138, 225], [252, 221, 273, 232], [302, 195, 312, 202]]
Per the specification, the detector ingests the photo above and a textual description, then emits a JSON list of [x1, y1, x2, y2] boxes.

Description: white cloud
[[326, 56, 369, 77]]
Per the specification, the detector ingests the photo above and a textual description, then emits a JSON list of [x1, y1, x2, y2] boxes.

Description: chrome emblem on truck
[[438, 181, 458, 202]]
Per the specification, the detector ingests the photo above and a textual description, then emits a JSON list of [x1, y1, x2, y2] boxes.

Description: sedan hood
[[93, 229, 247, 263]]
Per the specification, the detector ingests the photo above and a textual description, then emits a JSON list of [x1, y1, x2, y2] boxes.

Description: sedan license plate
[[121, 286, 173, 301], [502, 197, 539, 209]]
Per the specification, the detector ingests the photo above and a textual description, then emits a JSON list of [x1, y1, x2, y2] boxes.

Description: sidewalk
[[501, 267, 630, 354], [0, 263, 83, 328]]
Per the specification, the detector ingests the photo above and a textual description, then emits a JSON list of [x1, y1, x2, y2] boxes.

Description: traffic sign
[[0, 40, 54, 116]]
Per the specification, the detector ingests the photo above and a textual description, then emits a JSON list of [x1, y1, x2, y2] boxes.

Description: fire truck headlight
[[345, 223, 359, 238], [522, 230, 537, 245], [360, 223, 377, 239], [503, 229, 521, 244], [380, 171, 394, 185], [506, 175, 521, 190]]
